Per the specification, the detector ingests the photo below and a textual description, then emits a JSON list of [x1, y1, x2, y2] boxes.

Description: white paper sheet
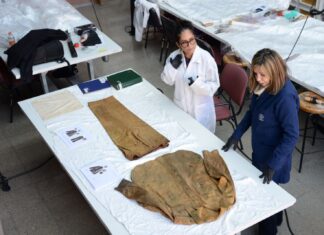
[[81, 159, 122, 191], [56, 125, 93, 149]]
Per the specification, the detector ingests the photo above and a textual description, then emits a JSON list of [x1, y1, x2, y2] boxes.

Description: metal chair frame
[[214, 63, 248, 150]]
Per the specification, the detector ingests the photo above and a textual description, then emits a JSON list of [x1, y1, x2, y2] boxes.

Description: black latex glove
[[170, 54, 182, 69], [222, 137, 239, 152], [187, 76, 198, 86], [187, 77, 194, 86], [259, 167, 275, 184]]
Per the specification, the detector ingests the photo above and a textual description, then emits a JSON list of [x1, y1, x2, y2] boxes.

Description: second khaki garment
[[115, 149, 236, 224], [88, 96, 169, 160]]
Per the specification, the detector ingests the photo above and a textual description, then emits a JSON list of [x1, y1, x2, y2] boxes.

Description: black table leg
[[298, 114, 310, 173], [0, 171, 10, 192], [129, 0, 135, 36]]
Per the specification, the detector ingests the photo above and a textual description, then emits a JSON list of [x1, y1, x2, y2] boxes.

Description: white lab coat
[[268, 0, 291, 10], [134, 0, 161, 42], [316, 0, 324, 20], [161, 46, 219, 133]]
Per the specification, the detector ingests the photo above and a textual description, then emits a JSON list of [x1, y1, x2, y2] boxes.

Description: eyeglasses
[[179, 38, 196, 48]]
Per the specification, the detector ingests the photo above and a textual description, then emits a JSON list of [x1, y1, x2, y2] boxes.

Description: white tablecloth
[[19, 75, 296, 235], [0, 0, 88, 48]]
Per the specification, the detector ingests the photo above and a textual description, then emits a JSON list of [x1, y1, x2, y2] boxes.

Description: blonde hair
[[249, 48, 288, 95]]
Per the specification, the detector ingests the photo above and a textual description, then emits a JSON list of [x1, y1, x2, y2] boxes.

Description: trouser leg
[[258, 211, 282, 235], [276, 211, 283, 226], [130, 0, 135, 35]]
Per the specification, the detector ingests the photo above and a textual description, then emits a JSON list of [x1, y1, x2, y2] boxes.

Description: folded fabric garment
[[32, 90, 83, 121], [88, 96, 169, 160], [115, 149, 236, 224]]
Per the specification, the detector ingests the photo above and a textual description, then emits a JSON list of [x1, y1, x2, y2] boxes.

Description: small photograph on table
[[56, 125, 93, 149], [81, 159, 122, 191]]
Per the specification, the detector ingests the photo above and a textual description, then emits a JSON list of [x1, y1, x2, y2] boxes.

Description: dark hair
[[175, 20, 194, 42], [249, 48, 288, 95]]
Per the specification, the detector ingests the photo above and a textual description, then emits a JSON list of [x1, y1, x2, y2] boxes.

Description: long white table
[[19, 72, 296, 235], [159, 0, 324, 97], [158, 0, 290, 44], [0, 0, 122, 93]]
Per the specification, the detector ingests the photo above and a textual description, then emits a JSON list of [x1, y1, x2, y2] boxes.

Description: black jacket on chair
[[4, 29, 67, 82]]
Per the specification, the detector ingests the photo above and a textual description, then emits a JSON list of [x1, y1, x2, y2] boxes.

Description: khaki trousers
[[89, 96, 169, 160]]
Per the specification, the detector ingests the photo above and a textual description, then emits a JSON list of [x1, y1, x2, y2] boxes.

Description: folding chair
[[0, 57, 40, 123], [160, 14, 178, 64], [144, 8, 162, 49], [196, 37, 223, 70], [214, 63, 248, 148]]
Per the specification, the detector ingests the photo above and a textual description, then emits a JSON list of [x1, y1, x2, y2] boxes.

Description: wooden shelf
[[301, 0, 316, 6], [291, 0, 317, 12]]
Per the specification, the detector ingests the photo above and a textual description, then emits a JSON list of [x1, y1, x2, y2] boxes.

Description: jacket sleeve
[[161, 54, 181, 86], [232, 108, 252, 140], [232, 95, 255, 140], [190, 56, 220, 96], [267, 94, 299, 171]]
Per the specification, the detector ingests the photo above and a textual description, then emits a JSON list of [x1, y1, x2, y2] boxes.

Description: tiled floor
[[1, 1, 324, 234]]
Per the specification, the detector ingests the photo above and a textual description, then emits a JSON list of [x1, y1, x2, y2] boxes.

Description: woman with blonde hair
[[222, 48, 299, 235]]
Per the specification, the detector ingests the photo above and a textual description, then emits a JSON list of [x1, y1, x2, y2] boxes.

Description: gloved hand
[[259, 167, 275, 184], [170, 54, 182, 69], [222, 136, 239, 152], [187, 76, 198, 86]]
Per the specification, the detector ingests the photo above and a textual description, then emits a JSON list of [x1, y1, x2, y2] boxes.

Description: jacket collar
[[181, 46, 201, 68], [253, 85, 267, 96], [253, 91, 272, 111], [189, 46, 202, 64], [252, 80, 291, 112]]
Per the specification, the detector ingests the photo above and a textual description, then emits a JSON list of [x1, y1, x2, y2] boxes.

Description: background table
[[159, 0, 324, 97], [19, 71, 296, 235], [0, 0, 122, 93]]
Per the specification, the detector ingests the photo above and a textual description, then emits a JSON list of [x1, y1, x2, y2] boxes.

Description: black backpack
[[33, 40, 65, 65]]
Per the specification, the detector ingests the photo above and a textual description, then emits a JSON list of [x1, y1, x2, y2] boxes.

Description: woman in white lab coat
[[161, 20, 220, 133]]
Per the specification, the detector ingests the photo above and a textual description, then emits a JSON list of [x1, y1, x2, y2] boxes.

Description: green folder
[[107, 69, 142, 90]]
